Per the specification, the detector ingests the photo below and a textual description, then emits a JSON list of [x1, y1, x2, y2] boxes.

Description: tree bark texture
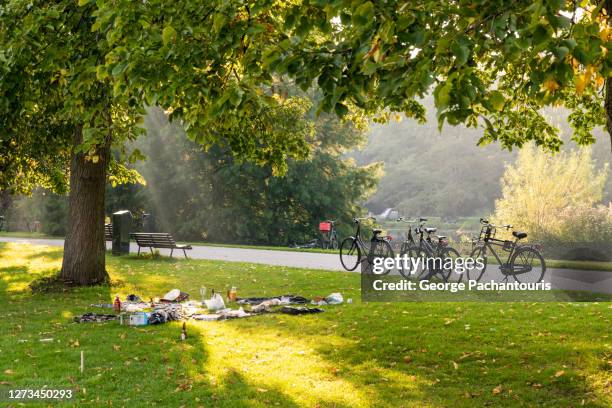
[[606, 0, 612, 152], [59, 125, 110, 285]]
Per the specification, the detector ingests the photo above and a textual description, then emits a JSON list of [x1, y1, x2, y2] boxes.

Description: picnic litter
[[75, 289, 347, 326]]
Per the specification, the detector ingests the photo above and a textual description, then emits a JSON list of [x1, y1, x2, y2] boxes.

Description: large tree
[[2, 0, 611, 285], [0, 1, 311, 284]]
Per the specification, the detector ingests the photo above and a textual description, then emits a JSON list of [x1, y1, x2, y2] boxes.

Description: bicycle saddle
[[512, 231, 527, 239], [425, 227, 437, 233], [373, 229, 383, 234], [435, 235, 446, 240]]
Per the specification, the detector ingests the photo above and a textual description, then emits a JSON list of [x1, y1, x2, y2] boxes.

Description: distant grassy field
[[0, 242, 610, 407]]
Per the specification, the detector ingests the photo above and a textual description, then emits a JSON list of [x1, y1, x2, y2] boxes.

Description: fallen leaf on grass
[[4, 369, 14, 375], [492, 385, 502, 394], [452, 361, 459, 370], [403, 356, 413, 364], [554, 370, 565, 378], [113, 345, 121, 351], [257, 388, 268, 393]]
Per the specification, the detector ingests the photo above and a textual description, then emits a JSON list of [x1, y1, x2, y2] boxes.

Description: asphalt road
[[1, 236, 610, 294]]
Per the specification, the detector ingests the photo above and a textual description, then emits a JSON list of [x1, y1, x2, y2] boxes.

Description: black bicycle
[[468, 218, 546, 283], [397, 217, 461, 281], [319, 220, 339, 250], [339, 217, 394, 274]]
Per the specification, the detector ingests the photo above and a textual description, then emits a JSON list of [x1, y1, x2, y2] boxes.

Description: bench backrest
[[131, 232, 177, 248]]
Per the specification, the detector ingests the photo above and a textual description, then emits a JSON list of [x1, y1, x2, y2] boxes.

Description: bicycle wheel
[[408, 246, 431, 280], [330, 234, 339, 250], [368, 239, 395, 275], [510, 247, 546, 283], [339, 237, 361, 271], [468, 245, 488, 282], [398, 242, 413, 279], [441, 247, 462, 283]]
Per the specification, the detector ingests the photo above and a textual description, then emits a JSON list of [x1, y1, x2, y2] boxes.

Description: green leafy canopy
[[2, 0, 611, 196]]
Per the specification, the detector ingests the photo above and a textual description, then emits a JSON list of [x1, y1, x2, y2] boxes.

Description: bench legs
[[135, 245, 188, 259]]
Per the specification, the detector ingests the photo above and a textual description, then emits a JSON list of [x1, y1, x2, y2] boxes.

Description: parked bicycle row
[[338, 217, 546, 283]]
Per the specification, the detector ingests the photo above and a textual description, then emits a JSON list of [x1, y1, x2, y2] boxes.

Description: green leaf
[[553, 46, 569, 60], [213, 13, 226, 33], [488, 91, 505, 111], [334, 103, 349, 117], [353, 2, 375, 25], [229, 87, 244, 106], [435, 82, 452, 109], [111, 61, 128, 76], [162, 25, 177, 46], [532, 24, 549, 46], [362, 60, 379, 76], [451, 42, 469, 66]]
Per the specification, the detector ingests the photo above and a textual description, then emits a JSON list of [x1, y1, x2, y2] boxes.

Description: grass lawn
[[0, 242, 610, 407], [0, 231, 58, 239]]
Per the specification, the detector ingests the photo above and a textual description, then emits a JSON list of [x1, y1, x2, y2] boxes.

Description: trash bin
[[112, 210, 132, 255], [142, 213, 156, 233]]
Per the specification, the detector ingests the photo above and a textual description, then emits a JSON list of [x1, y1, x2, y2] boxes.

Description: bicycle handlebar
[[480, 218, 512, 229]]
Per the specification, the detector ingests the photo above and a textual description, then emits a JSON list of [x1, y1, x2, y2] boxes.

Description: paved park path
[[1, 236, 610, 294]]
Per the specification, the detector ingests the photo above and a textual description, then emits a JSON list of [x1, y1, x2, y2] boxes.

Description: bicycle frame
[[349, 217, 388, 255], [474, 222, 521, 272]]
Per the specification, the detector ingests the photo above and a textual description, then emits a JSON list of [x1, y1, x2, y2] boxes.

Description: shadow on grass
[[226, 304, 611, 407]]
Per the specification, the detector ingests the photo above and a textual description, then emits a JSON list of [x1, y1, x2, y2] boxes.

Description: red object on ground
[[319, 222, 332, 232], [113, 296, 121, 313]]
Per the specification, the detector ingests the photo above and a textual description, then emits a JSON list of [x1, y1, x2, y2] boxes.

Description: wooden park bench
[[130, 232, 192, 258], [105, 224, 113, 241]]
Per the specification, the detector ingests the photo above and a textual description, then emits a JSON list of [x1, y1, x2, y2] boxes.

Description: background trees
[[108, 106, 381, 245]]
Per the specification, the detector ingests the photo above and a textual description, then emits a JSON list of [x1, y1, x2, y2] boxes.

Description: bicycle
[[339, 217, 394, 274], [319, 220, 339, 250], [397, 217, 461, 281], [468, 218, 546, 283]]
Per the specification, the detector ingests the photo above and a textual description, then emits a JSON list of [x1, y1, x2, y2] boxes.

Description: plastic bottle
[[113, 295, 121, 313], [180, 322, 187, 341]]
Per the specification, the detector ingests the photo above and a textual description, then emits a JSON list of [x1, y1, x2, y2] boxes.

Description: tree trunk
[[606, 74, 612, 152], [607, 0, 612, 152], [60, 125, 110, 285]]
